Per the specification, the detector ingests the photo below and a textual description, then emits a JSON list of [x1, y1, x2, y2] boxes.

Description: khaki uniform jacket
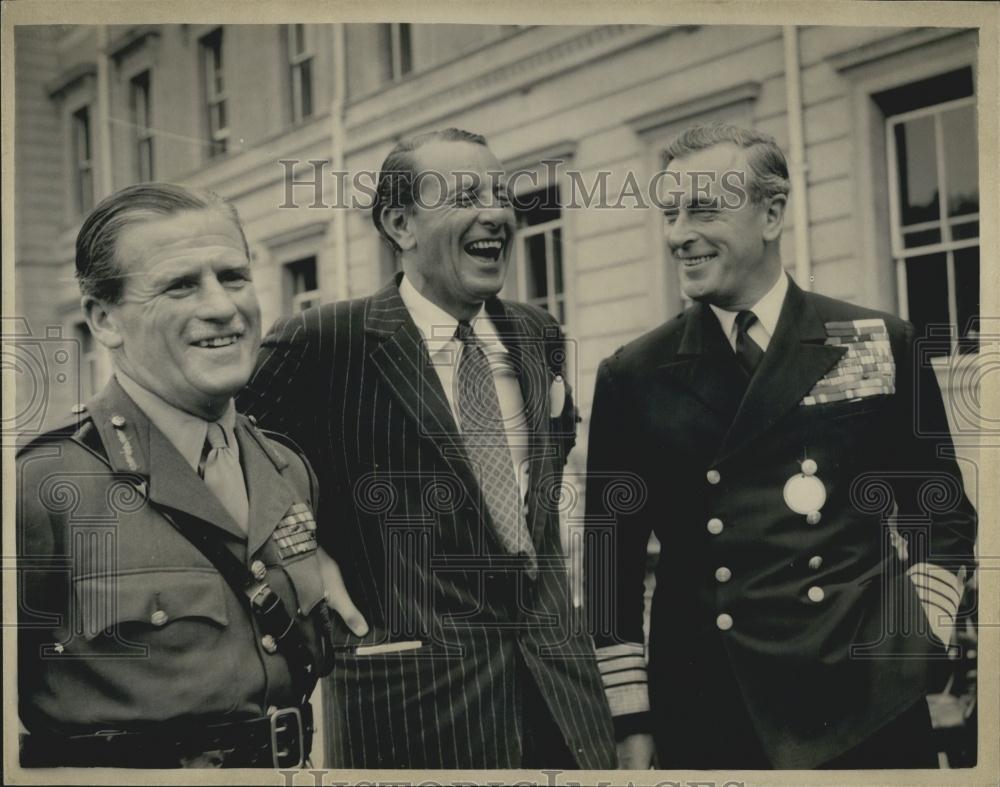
[[17, 378, 332, 736]]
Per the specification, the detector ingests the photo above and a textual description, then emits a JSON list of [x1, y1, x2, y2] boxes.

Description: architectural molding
[[346, 26, 692, 148], [627, 80, 761, 137], [45, 63, 96, 99], [262, 220, 330, 250], [106, 25, 161, 62], [829, 27, 970, 74]]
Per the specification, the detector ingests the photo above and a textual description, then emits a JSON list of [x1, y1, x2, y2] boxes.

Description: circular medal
[[783, 473, 827, 515]]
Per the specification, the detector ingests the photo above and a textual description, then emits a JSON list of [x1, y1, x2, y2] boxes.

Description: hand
[[317, 547, 369, 636], [617, 733, 655, 770]]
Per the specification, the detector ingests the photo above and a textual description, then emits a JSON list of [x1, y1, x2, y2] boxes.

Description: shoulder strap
[[156, 506, 327, 705]]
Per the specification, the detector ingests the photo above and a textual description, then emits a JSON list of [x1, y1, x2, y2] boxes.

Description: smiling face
[[86, 208, 261, 420], [663, 143, 785, 311], [389, 139, 516, 320]]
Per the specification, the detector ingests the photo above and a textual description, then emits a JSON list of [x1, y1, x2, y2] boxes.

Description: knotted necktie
[[455, 320, 537, 574], [734, 309, 765, 377], [198, 422, 249, 532]]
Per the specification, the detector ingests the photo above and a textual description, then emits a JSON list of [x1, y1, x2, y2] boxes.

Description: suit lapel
[[237, 418, 296, 556], [365, 280, 484, 506], [87, 379, 245, 540], [656, 303, 747, 422], [715, 279, 846, 463]]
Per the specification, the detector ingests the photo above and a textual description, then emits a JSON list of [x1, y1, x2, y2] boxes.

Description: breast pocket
[[72, 568, 230, 649]]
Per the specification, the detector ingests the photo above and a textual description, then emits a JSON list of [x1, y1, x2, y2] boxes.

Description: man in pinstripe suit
[[240, 129, 616, 769]]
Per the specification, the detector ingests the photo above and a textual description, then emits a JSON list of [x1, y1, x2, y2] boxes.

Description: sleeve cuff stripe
[[598, 658, 646, 674], [602, 672, 648, 687], [909, 563, 963, 597], [919, 598, 956, 620], [912, 582, 961, 612], [595, 643, 644, 659], [911, 572, 962, 601]]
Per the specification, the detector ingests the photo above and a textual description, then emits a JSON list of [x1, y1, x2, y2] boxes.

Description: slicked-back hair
[[663, 122, 791, 205], [75, 182, 250, 304], [371, 128, 489, 252]]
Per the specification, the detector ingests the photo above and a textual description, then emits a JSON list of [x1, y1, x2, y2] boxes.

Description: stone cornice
[[829, 27, 970, 73], [45, 62, 96, 99], [627, 80, 761, 136], [345, 25, 693, 149]]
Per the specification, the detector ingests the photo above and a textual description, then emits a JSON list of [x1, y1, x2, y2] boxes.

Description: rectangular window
[[285, 255, 320, 313], [129, 71, 153, 181], [287, 24, 314, 123], [513, 185, 565, 324], [75, 322, 98, 397], [200, 29, 228, 158], [72, 106, 94, 215], [382, 22, 413, 81], [884, 69, 978, 356]]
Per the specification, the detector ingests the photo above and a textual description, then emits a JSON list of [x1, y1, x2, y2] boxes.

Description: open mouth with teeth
[[680, 254, 717, 267], [192, 335, 241, 349], [463, 238, 505, 262]]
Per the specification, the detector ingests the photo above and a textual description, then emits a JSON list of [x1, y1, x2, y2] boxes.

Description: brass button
[[261, 634, 278, 653], [251, 560, 267, 581], [716, 613, 733, 631], [150, 610, 168, 626], [111, 414, 126, 428], [706, 469, 721, 485], [808, 555, 823, 570], [707, 518, 724, 535], [808, 586, 825, 603], [715, 567, 732, 583], [806, 510, 822, 525], [801, 458, 818, 476]]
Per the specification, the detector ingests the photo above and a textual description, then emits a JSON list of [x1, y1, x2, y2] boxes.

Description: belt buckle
[[270, 707, 304, 768]]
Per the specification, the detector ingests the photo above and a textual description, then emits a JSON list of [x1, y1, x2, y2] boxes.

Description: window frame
[[129, 70, 154, 181], [287, 24, 315, 123], [200, 28, 228, 158], [71, 105, 94, 216], [885, 96, 978, 355], [284, 254, 321, 314], [513, 199, 566, 324]]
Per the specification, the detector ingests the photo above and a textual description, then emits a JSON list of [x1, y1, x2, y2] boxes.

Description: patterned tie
[[734, 310, 765, 377], [199, 422, 249, 532], [455, 320, 537, 574]]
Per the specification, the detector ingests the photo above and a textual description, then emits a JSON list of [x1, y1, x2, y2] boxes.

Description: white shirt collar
[[115, 371, 237, 473], [709, 270, 789, 348], [398, 274, 506, 360]]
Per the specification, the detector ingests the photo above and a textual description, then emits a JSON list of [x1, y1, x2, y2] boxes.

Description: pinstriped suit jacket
[[239, 277, 616, 769]]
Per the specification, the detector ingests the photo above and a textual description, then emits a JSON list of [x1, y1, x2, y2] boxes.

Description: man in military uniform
[[585, 123, 977, 769], [16, 183, 363, 768]]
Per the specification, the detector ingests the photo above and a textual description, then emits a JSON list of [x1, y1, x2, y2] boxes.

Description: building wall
[[12, 23, 981, 459]]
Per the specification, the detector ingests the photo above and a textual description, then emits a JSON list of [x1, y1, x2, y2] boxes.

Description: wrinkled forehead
[[116, 208, 248, 275]]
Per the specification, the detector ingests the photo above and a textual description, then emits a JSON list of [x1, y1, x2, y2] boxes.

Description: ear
[[761, 194, 787, 243], [380, 205, 417, 253], [82, 295, 125, 351]]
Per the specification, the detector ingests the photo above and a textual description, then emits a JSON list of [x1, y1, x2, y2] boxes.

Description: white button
[[715, 567, 732, 583], [801, 458, 818, 476], [808, 586, 825, 603], [150, 610, 168, 626], [808, 556, 823, 570], [706, 469, 721, 485], [716, 613, 733, 631], [707, 518, 724, 535]]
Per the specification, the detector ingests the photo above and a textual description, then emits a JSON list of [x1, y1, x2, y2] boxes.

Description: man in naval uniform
[[585, 123, 977, 769], [16, 183, 360, 768]]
